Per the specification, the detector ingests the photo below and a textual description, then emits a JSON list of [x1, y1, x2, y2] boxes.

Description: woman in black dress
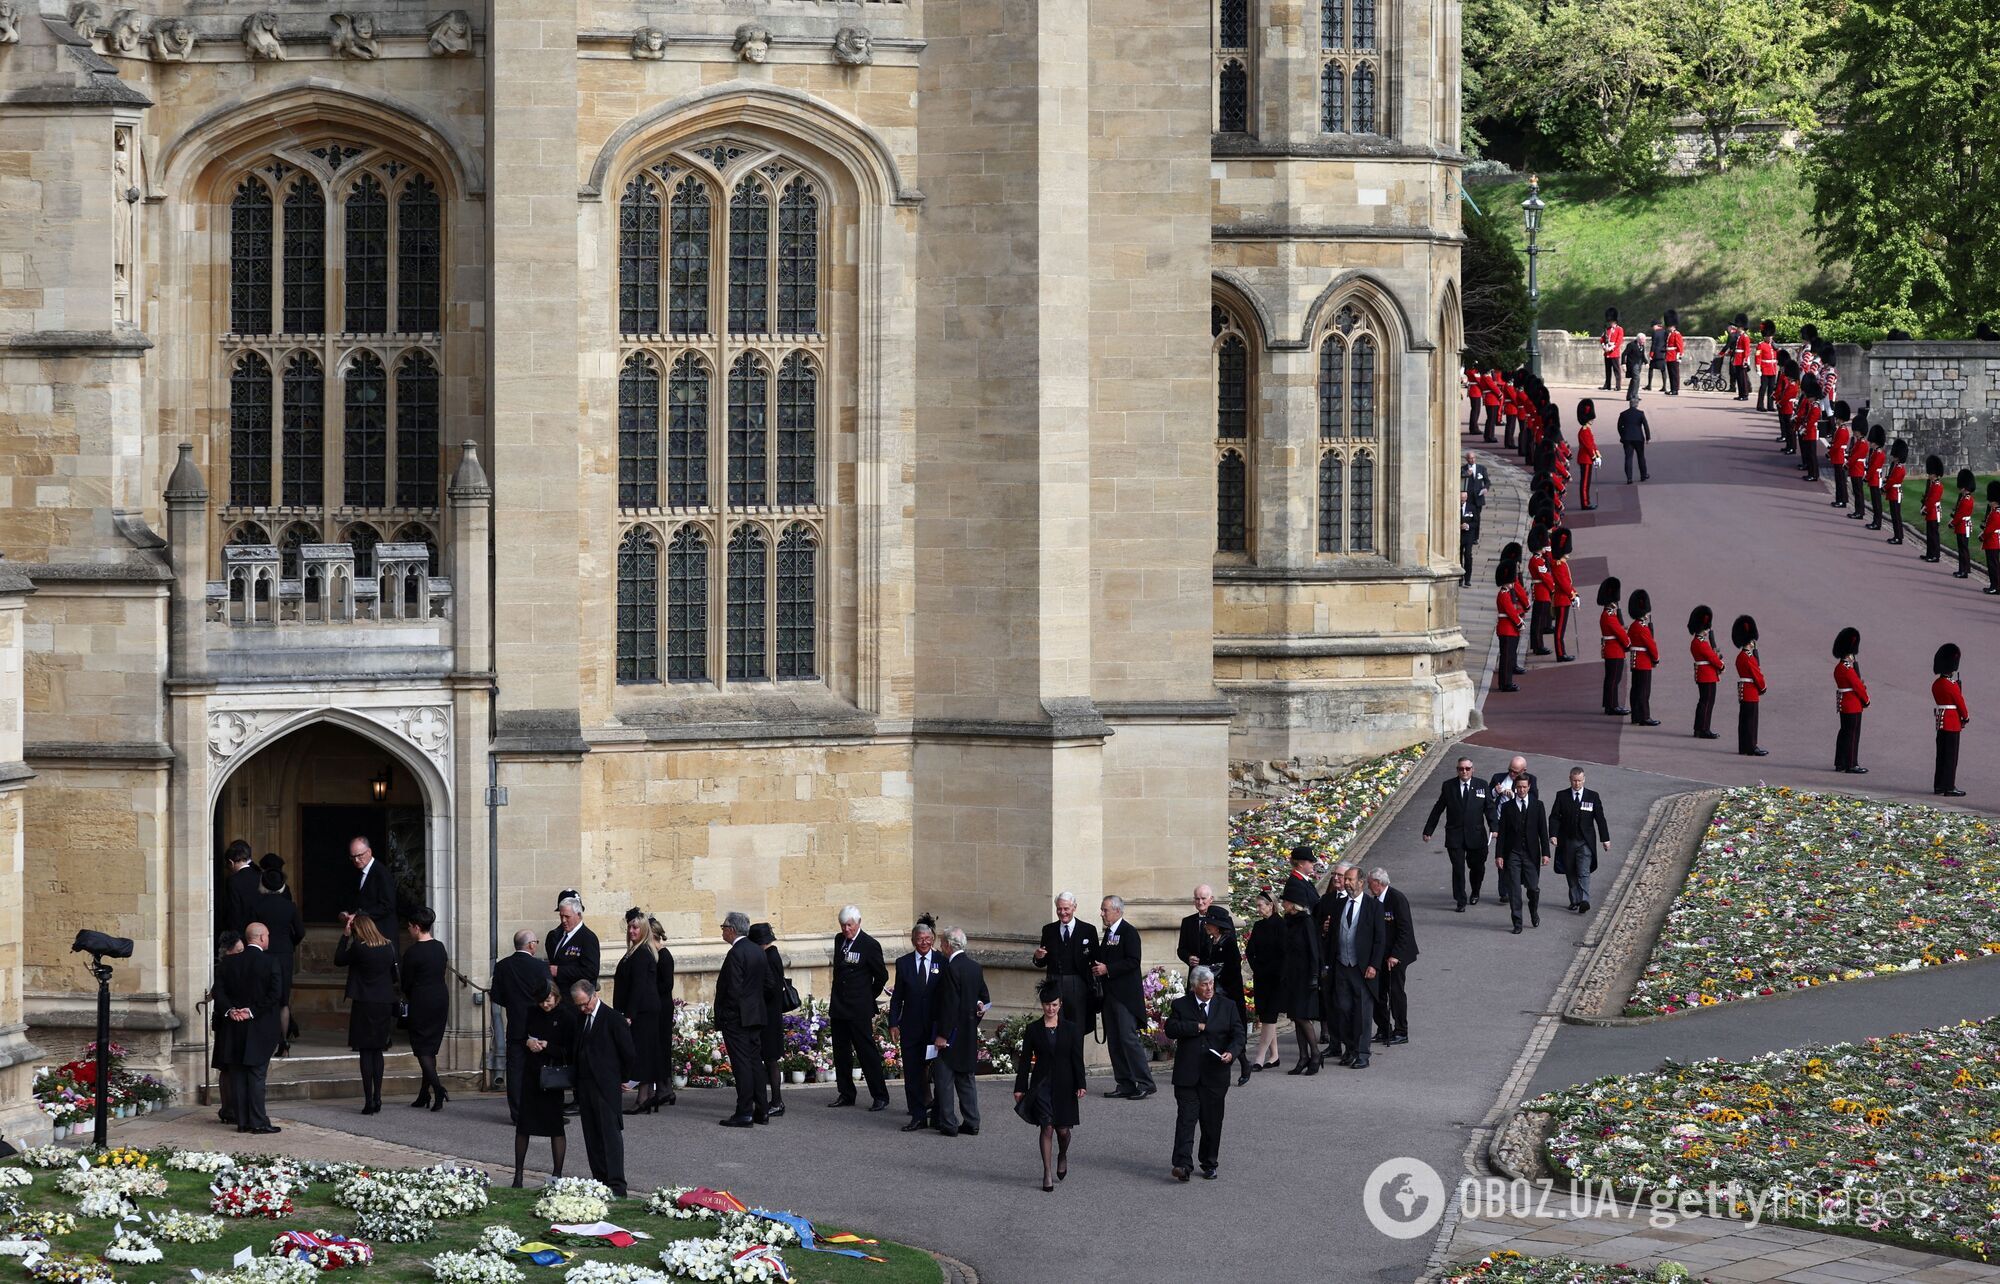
[[1278, 885, 1323, 1075], [1243, 890, 1285, 1073], [515, 983, 575, 1186], [1012, 982, 1085, 1192], [334, 913, 398, 1114], [252, 857, 304, 1054], [614, 907, 664, 1114], [400, 906, 449, 1110], [746, 923, 789, 1116], [648, 915, 677, 1108]]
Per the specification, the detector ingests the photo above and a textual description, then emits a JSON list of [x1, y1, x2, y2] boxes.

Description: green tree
[[1661, 0, 1817, 172], [1483, 0, 1676, 189], [1806, 0, 2000, 324], [1461, 199, 1532, 369], [1460, 0, 1535, 158]]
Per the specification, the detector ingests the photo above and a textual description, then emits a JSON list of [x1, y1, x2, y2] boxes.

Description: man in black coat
[[886, 920, 944, 1130], [251, 864, 304, 1053], [929, 927, 988, 1136], [1030, 893, 1097, 1027], [1548, 766, 1612, 914], [221, 840, 261, 938], [1366, 869, 1419, 1045], [544, 893, 600, 994], [1423, 755, 1492, 910], [1164, 965, 1245, 1182], [1311, 863, 1354, 1058], [1326, 867, 1385, 1069], [1280, 846, 1322, 914], [1485, 757, 1539, 908], [568, 979, 636, 1196], [1493, 776, 1552, 933], [1094, 896, 1155, 1100], [1174, 884, 1218, 970], [219, 923, 285, 1135], [826, 906, 890, 1111], [713, 911, 770, 1127], [490, 930, 547, 1125], [340, 836, 398, 932], [1616, 402, 1652, 483]]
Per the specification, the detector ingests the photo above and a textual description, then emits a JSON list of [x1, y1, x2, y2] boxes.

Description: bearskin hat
[[1891, 439, 1908, 463], [1499, 541, 1522, 567], [1575, 398, 1596, 425], [1832, 626, 1861, 659], [1760, 319, 1775, 338], [1597, 576, 1623, 608], [1959, 468, 1978, 492], [1664, 308, 1679, 329], [1605, 306, 1619, 323], [1800, 322, 1820, 343], [1687, 604, 1713, 636], [1832, 399, 1851, 421], [1801, 373, 1823, 401], [1551, 527, 1574, 559], [1628, 588, 1651, 620], [1731, 615, 1758, 649], [1927, 454, 1944, 476], [1988, 480, 2000, 506], [1496, 561, 1516, 589], [1868, 424, 1885, 447], [1935, 643, 1962, 676], [1733, 312, 1749, 329]]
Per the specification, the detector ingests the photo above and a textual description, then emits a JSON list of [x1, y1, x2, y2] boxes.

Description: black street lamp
[[1523, 175, 1546, 378], [71, 930, 134, 1149]]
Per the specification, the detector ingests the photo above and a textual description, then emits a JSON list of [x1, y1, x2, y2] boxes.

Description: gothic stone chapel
[[0, 0, 1468, 1120]]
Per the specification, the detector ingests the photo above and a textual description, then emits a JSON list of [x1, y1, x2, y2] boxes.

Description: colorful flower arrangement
[[431, 1250, 525, 1284], [210, 1181, 294, 1221], [1627, 788, 2000, 1016], [31, 1045, 168, 1127], [103, 1226, 163, 1265], [713, 1213, 797, 1251], [89, 1148, 151, 1170], [147, 1207, 225, 1243], [23, 1250, 114, 1284], [1141, 966, 1188, 1057], [8, 1213, 76, 1239], [1532, 1015, 2000, 1260], [644, 1188, 706, 1221], [271, 1229, 375, 1271], [1226, 745, 1425, 918], [656, 1238, 789, 1283], [778, 1001, 831, 1077], [1445, 1252, 1700, 1284], [533, 1177, 612, 1225]]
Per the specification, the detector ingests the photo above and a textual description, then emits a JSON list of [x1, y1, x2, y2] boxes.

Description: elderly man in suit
[[1174, 885, 1217, 969], [887, 919, 944, 1131], [930, 926, 989, 1137], [490, 930, 545, 1125], [568, 979, 636, 1195], [219, 922, 285, 1135], [1165, 964, 1245, 1182], [1423, 756, 1492, 911], [1030, 892, 1097, 1026], [1095, 895, 1155, 1100], [1328, 867, 1386, 1070], [1485, 756, 1539, 909], [827, 905, 891, 1112], [544, 892, 600, 994], [1366, 868, 1419, 1047], [714, 911, 770, 1128], [1549, 766, 1612, 914], [1494, 773, 1553, 934], [340, 836, 397, 932]]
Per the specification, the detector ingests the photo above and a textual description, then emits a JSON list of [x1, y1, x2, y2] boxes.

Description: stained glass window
[[1217, 335, 1247, 439], [1322, 0, 1343, 48], [344, 521, 381, 576], [1217, 451, 1247, 553], [1351, 451, 1375, 551], [282, 179, 325, 334], [1318, 336, 1344, 438], [395, 352, 440, 508], [1355, 0, 1376, 49], [231, 181, 273, 335], [617, 526, 661, 683], [396, 176, 441, 334], [1219, 61, 1249, 134], [1321, 65, 1346, 133], [667, 525, 708, 682], [281, 352, 324, 507], [1350, 334, 1377, 437], [230, 353, 273, 507], [667, 353, 710, 507], [669, 176, 711, 334], [1353, 62, 1377, 133], [279, 522, 315, 580], [1318, 453, 1343, 553], [344, 174, 388, 334], [777, 180, 818, 333], [1220, 0, 1249, 47], [776, 352, 816, 506], [728, 354, 769, 507], [728, 179, 769, 335], [342, 352, 387, 507], [726, 525, 767, 681], [776, 524, 816, 679], [619, 177, 661, 335], [619, 354, 661, 509]]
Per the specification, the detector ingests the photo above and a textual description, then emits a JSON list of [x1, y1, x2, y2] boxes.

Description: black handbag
[[779, 980, 802, 1013], [538, 1064, 573, 1091]]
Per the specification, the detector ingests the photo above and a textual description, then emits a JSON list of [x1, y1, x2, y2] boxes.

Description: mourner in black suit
[[514, 986, 574, 1187], [649, 919, 676, 1106], [1013, 984, 1086, 1192], [491, 931, 546, 1125], [1311, 868, 1351, 1042], [1326, 867, 1386, 1069], [828, 907, 890, 1110], [886, 920, 944, 1129], [713, 912, 770, 1127], [1493, 778, 1552, 933], [1095, 897, 1155, 1100], [218, 924, 285, 1134], [1196, 907, 1245, 1009], [251, 862, 304, 1050], [1423, 757, 1493, 910], [1174, 885, 1219, 969], [341, 837, 398, 933], [1280, 846, 1322, 915], [930, 928, 988, 1136], [210, 934, 244, 1125], [568, 980, 636, 1196], [221, 840, 262, 938], [1030, 895, 1098, 1026], [545, 893, 601, 995], [1366, 871, 1419, 1045], [1165, 968, 1245, 1181], [401, 907, 451, 1110], [1548, 767, 1612, 914], [1485, 758, 1540, 907]]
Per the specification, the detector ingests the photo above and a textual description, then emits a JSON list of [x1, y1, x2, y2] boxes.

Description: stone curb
[[929, 1251, 978, 1284]]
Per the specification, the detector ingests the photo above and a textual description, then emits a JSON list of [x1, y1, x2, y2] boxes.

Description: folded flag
[[548, 1223, 651, 1244], [745, 1210, 886, 1262]]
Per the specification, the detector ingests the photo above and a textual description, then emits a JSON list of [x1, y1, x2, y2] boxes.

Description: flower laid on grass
[[656, 1238, 790, 1284], [476, 1226, 524, 1256], [714, 1212, 798, 1250], [271, 1230, 374, 1271], [205, 1256, 320, 1284], [103, 1226, 163, 1265], [70, 1190, 130, 1221], [1532, 1016, 2000, 1261], [89, 1149, 149, 1170], [560, 1263, 664, 1284], [334, 1165, 489, 1225], [210, 1182, 293, 1221], [1627, 788, 2000, 1016], [0, 1171, 30, 1189], [533, 1176, 613, 1224], [23, 1250, 115, 1284], [1226, 745, 1425, 918], [8, 1212, 77, 1239], [352, 1208, 434, 1244], [644, 1188, 706, 1221], [13, 1149, 71, 1171], [58, 1164, 167, 1200], [1445, 1251, 1702, 1283], [430, 1250, 526, 1284], [166, 1151, 237, 1175], [147, 1207, 225, 1243]]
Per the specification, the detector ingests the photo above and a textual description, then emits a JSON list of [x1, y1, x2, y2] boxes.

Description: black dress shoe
[[1498, 685, 1520, 693], [1748, 747, 1769, 756], [1579, 901, 1590, 913], [1940, 788, 1967, 797], [935, 1125, 958, 1137], [1469, 895, 1480, 906], [1337, 1054, 1356, 1067], [961, 1126, 979, 1135], [1103, 1088, 1136, 1098], [251, 1126, 282, 1135], [1172, 1167, 1190, 1182], [1695, 731, 1720, 740], [1350, 1057, 1370, 1070], [1200, 1168, 1218, 1180], [1135, 1088, 1156, 1099], [1556, 655, 1575, 663], [869, 1099, 890, 1112], [1637, 719, 1661, 727], [720, 1116, 755, 1128], [1530, 911, 1540, 927], [1843, 765, 1869, 774], [1454, 904, 1466, 913], [766, 1104, 786, 1118], [1284, 1064, 1306, 1076], [900, 1118, 930, 1132], [753, 1113, 770, 1125], [827, 1097, 855, 1108], [1607, 708, 1630, 717], [1388, 1035, 1409, 1045]]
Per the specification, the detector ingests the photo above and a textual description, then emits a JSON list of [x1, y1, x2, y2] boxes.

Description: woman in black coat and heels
[[400, 906, 450, 1110], [515, 983, 575, 1186], [614, 907, 664, 1114], [746, 922, 790, 1116], [334, 913, 398, 1114], [1243, 890, 1285, 1072], [1278, 885, 1324, 1074], [648, 915, 677, 1108], [1013, 982, 1086, 1192]]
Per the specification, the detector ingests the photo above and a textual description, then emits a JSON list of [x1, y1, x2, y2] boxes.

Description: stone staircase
[[193, 1040, 484, 1105]]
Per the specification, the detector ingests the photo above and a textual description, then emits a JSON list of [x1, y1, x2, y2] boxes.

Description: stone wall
[[1867, 342, 2000, 472], [1529, 330, 1721, 388]]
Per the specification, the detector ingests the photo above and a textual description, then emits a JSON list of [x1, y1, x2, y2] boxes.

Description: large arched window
[[1317, 303, 1385, 554], [224, 146, 447, 575], [1214, 0, 1253, 135], [1213, 299, 1257, 558], [617, 526, 661, 683], [615, 142, 826, 686], [1321, 0, 1384, 135]]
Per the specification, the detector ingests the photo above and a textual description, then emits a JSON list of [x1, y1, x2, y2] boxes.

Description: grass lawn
[[1467, 160, 1845, 339], [0, 1159, 939, 1284], [1898, 475, 1998, 535]]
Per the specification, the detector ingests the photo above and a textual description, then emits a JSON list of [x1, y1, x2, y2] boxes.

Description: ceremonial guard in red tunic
[[1550, 528, 1577, 663], [1754, 322, 1778, 411], [1858, 423, 1885, 524], [1526, 529, 1555, 657], [1689, 606, 1725, 740], [1846, 415, 1872, 520], [1952, 469, 1978, 578], [1983, 480, 2000, 596], [1796, 375, 1823, 482], [1729, 314, 1752, 401], [1575, 400, 1600, 510], [1501, 541, 1530, 681], [1494, 560, 1524, 694], [1882, 441, 1909, 545], [1920, 456, 1945, 563], [1601, 308, 1625, 391], [1825, 402, 1852, 506], [1832, 627, 1869, 774], [1597, 577, 1629, 717], [1626, 589, 1661, 727], [1932, 643, 1969, 797], [1732, 615, 1768, 757], [1481, 366, 1504, 443], [1662, 311, 1684, 396]]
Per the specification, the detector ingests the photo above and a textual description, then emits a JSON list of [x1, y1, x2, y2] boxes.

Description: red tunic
[[1731, 332, 1751, 366], [1984, 507, 2000, 551], [1953, 492, 1976, 537], [1528, 554, 1554, 604], [1923, 479, 1944, 522], [1828, 424, 1850, 467], [1735, 650, 1766, 704], [1511, 578, 1531, 615], [1847, 441, 1869, 481], [1691, 637, 1726, 685], [1885, 463, 1907, 504], [1578, 425, 1598, 463], [1627, 621, 1660, 672], [1865, 447, 1886, 488], [1835, 660, 1869, 715], [1798, 402, 1822, 445], [1496, 589, 1523, 637], [1482, 373, 1503, 408], [1664, 329, 1685, 362], [1933, 676, 1970, 733], [1552, 559, 1577, 608], [1755, 341, 1778, 377], [1602, 323, 1625, 360], [1600, 609, 1630, 661]]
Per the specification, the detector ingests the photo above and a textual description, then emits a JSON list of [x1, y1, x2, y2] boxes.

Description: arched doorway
[[210, 721, 431, 1042]]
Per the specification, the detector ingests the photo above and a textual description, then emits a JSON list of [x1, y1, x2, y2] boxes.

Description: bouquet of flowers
[[561, 1263, 665, 1284], [0, 1236, 47, 1260], [12, 1147, 69, 1170], [272, 1229, 375, 1271], [60, 1163, 167, 1200], [476, 1226, 523, 1256], [72, 1189, 131, 1220], [0, 1170, 30, 1189], [148, 1207, 225, 1243], [90, 1148, 150, 1171], [291, 1161, 361, 1189], [334, 1165, 489, 1224], [1444, 1251, 1691, 1284], [24, 1251, 115, 1284], [778, 1004, 828, 1077], [210, 1257, 320, 1284], [977, 1011, 1035, 1077], [533, 1176, 612, 1224], [166, 1150, 237, 1175], [1140, 965, 1185, 1057], [104, 1226, 163, 1264], [353, 1208, 434, 1243], [211, 1181, 294, 1220], [643, 1187, 708, 1221], [431, 1251, 525, 1284], [672, 1004, 732, 1088], [657, 1238, 789, 1283], [8, 1212, 77, 1239], [714, 1212, 798, 1250]]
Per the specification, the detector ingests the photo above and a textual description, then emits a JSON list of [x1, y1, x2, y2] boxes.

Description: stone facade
[[0, 0, 1462, 1122], [1867, 343, 2000, 473]]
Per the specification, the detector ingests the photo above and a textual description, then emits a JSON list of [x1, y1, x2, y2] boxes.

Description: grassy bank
[[1468, 161, 1846, 339]]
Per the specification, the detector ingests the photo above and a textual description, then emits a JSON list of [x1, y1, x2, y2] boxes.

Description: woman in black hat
[[1921, 456, 1946, 562], [1833, 627, 1869, 773], [1953, 469, 1978, 577], [1597, 576, 1629, 716], [1626, 589, 1661, 726], [1883, 440, 1909, 544], [1931, 644, 1969, 796], [1278, 884, 1323, 1075], [1012, 980, 1086, 1192], [1731, 616, 1767, 756], [1688, 606, 1724, 740], [1983, 480, 2000, 595]]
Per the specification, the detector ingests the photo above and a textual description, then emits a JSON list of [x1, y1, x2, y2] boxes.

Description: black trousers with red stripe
[[1737, 702, 1759, 755], [1602, 657, 1624, 713], [1936, 729, 1960, 794], [1693, 683, 1718, 736]]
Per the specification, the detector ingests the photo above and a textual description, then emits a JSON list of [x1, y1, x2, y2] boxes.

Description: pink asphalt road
[[1466, 384, 1996, 805]]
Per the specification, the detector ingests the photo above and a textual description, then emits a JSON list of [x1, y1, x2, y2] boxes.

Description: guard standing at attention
[[1601, 308, 1625, 391], [1883, 441, 1909, 545], [1833, 627, 1869, 774], [1597, 577, 1630, 717], [1983, 481, 2000, 595], [1932, 643, 1969, 797], [1861, 423, 1887, 525], [1550, 527, 1578, 663], [1797, 375, 1823, 482], [1662, 311, 1684, 396], [1482, 366, 1504, 443], [1576, 400, 1600, 510], [1729, 314, 1752, 401], [1826, 403, 1852, 508], [1846, 415, 1873, 520], [1953, 469, 1978, 578], [1776, 355, 1800, 454], [1689, 605, 1725, 741], [1501, 541, 1530, 680], [1526, 529, 1555, 657], [1495, 559, 1523, 694], [1754, 323, 1778, 411], [1921, 456, 1946, 562], [1626, 589, 1661, 727], [1731, 615, 1768, 757]]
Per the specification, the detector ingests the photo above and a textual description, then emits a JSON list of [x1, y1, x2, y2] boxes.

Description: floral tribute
[[210, 1179, 294, 1221], [1141, 966, 1187, 1057], [0, 1171, 29, 1190], [1627, 788, 2000, 1016], [147, 1207, 225, 1243], [8, 1213, 76, 1239], [532, 1177, 612, 1225], [21, 1250, 114, 1284], [430, 1250, 525, 1284], [1532, 1016, 2000, 1260], [13, 1148, 71, 1171], [1226, 746, 1425, 917], [103, 1225, 163, 1265], [271, 1229, 375, 1271], [31, 1045, 169, 1128], [1446, 1252, 1702, 1284], [58, 1163, 167, 1201], [656, 1237, 790, 1283]]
